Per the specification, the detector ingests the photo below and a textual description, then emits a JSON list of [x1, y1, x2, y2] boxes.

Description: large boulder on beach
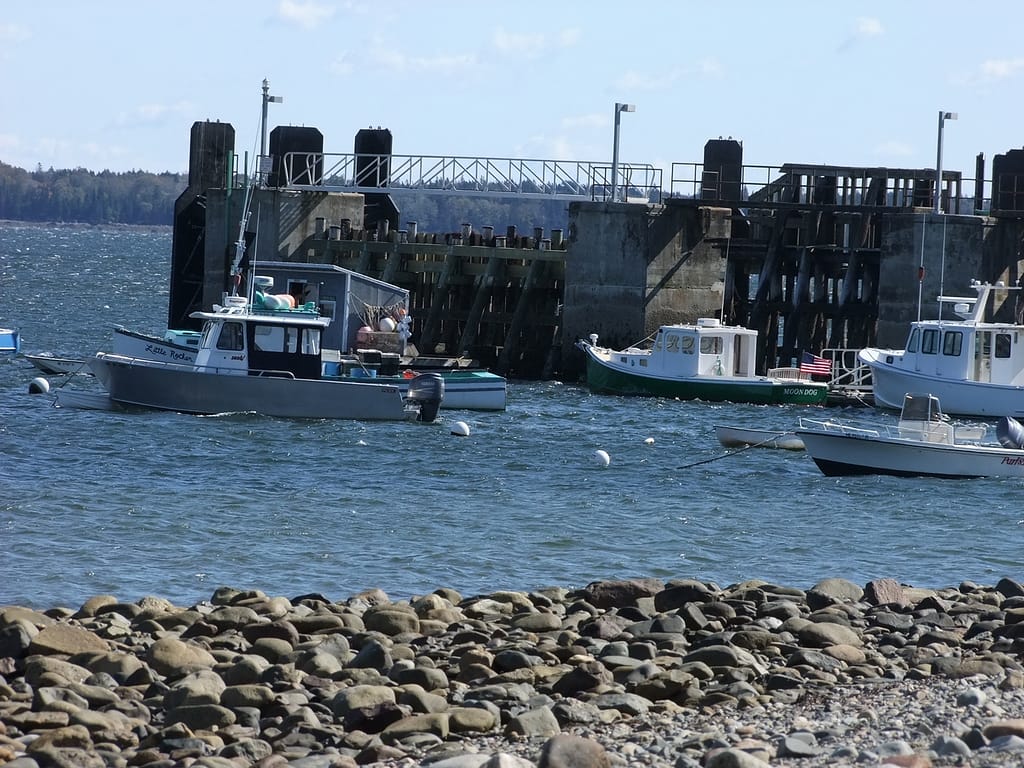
[[539, 734, 611, 768], [28, 624, 109, 656], [146, 636, 217, 675], [574, 579, 664, 609]]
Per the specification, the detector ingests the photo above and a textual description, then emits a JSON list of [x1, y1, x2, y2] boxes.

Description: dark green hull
[[584, 356, 828, 405]]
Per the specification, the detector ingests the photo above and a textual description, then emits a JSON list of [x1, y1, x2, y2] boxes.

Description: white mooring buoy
[[29, 377, 50, 395], [644, 437, 655, 445], [593, 449, 611, 467], [450, 421, 471, 437]]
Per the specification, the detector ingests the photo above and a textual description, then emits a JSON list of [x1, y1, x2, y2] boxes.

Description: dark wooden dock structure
[[167, 121, 1024, 382], [294, 223, 567, 378]]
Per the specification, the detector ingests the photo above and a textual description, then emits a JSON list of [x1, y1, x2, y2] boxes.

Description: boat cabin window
[[216, 322, 244, 351], [253, 325, 294, 353], [680, 336, 695, 354], [942, 331, 962, 356], [996, 333, 1012, 358], [665, 335, 681, 353], [979, 332, 992, 357], [921, 329, 939, 355], [906, 328, 920, 353], [700, 336, 723, 355]]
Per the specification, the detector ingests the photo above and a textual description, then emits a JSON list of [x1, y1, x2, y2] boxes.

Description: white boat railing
[[798, 417, 883, 438], [767, 366, 812, 381], [822, 347, 873, 395]]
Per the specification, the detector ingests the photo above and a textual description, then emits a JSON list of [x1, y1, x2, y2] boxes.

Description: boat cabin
[[898, 283, 1024, 385], [191, 297, 330, 379], [643, 319, 758, 377]]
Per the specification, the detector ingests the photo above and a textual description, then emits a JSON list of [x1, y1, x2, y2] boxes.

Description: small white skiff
[[714, 425, 805, 451]]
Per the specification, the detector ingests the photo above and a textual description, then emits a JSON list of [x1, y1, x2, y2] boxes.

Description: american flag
[[799, 351, 832, 377]]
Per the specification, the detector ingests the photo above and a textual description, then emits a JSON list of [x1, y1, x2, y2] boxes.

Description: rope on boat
[[677, 432, 796, 469]]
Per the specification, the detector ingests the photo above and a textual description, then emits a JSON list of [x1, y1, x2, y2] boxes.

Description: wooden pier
[[293, 224, 567, 378]]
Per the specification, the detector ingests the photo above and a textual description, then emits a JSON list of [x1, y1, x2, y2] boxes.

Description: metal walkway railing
[[279, 152, 664, 202]]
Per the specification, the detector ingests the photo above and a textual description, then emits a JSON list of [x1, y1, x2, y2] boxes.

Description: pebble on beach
[[2, 576, 1024, 767]]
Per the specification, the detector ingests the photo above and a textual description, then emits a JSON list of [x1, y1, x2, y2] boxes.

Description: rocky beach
[[3, 576, 1024, 767]]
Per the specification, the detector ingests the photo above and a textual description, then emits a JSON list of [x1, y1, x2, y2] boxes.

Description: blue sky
[[2, 1, 1023, 194]]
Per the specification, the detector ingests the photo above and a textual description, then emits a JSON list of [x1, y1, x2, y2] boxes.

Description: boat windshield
[[901, 393, 943, 421]]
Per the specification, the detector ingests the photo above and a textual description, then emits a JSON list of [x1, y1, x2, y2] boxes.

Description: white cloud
[[558, 28, 582, 47], [493, 27, 545, 58], [0, 23, 29, 42], [116, 101, 195, 127], [874, 140, 914, 159], [277, 0, 335, 29], [330, 53, 354, 76], [855, 17, 883, 38], [368, 47, 477, 75], [980, 57, 1024, 80], [612, 59, 721, 92], [562, 113, 606, 130], [838, 16, 883, 52], [0, 133, 20, 153]]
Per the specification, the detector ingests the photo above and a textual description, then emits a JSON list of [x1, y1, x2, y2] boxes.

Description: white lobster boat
[[859, 281, 1024, 417], [577, 319, 829, 406], [90, 295, 444, 422]]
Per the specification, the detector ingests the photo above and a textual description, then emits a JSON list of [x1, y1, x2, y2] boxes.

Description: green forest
[[0, 162, 572, 233]]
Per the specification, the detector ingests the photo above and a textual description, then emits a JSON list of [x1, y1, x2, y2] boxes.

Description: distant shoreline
[[0, 219, 171, 232]]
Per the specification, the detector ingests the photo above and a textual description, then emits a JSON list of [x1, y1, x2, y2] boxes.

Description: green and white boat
[[577, 319, 829, 406]]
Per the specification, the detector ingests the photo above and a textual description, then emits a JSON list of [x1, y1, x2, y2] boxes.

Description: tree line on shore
[[0, 162, 570, 233]]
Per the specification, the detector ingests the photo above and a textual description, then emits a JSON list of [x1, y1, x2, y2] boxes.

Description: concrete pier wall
[[562, 201, 729, 360], [873, 211, 1024, 350]]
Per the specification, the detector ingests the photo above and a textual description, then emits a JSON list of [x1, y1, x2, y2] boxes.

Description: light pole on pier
[[260, 79, 283, 185], [935, 110, 957, 214], [611, 102, 635, 202]]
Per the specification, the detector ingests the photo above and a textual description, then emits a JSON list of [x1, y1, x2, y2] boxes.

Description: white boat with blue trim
[[89, 295, 444, 421], [1, 327, 20, 354]]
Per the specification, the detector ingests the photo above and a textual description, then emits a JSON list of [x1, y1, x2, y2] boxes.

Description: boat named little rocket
[[796, 392, 1024, 478], [577, 319, 829, 405], [859, 280, 1024, 417], [89, 296, 444, 421]]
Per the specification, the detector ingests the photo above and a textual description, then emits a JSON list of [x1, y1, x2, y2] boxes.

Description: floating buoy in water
[[450, 421, 471, 437], [29, 377, 50, 395], [644, 437, 655, 445], [593, 449, 611, 467]]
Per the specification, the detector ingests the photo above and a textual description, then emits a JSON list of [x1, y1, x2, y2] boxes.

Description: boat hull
[[342, 370, 506, 411], [796, 430, 1024, 478], [53, 389, 120, 411], [715, 425, 805, 450], [583, 351, 828, 405], [860, 349, 1024, 417], [26, 354, 89, 375], [90, 354, 418, 421], [113, 327, 198, 365]]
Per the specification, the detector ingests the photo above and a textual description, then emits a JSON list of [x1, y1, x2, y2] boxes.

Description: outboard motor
[[996, 416, 1024, 449], [406, 372, 444, 423]]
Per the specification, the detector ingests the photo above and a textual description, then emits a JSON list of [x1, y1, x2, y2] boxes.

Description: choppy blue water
[[1, 223, 1022, 611]]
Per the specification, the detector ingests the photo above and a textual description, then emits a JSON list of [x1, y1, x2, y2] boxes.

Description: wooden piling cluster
[[722, 206, 882, 371], [296, 223, 567, 378]]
